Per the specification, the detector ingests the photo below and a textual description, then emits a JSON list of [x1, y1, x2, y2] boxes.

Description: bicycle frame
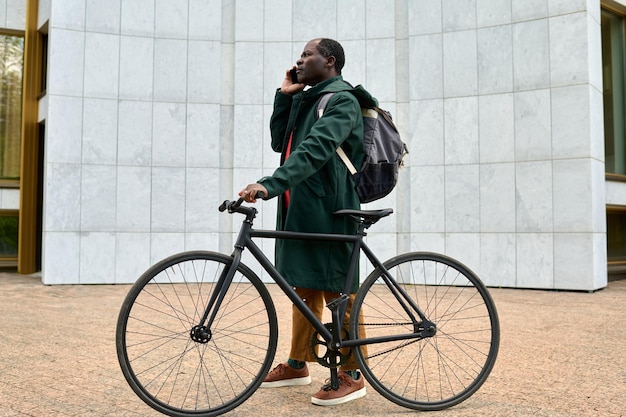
[[200, 204, 432, 352]]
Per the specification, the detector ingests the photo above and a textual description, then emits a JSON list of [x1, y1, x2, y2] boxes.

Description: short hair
[[316, 38, 345, 74]]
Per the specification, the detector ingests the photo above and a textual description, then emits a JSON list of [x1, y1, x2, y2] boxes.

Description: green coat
[[258, 76, 375, 293]]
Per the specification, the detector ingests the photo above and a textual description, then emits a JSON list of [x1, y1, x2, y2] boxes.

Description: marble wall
[[34, 0, 607, 289]]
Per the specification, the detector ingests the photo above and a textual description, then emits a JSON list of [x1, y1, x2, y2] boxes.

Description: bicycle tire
[[116, 251, 278, 417], [350, 252, 500, 411]]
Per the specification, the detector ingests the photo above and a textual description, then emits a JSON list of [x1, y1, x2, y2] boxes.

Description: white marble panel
[[152, 102, 186, 167], [234, 42, 264, 104], [444, 97, 479, 164], [0, 0, 6, 27], [551, 85, 591, 159], [263, 42, 293, 104], [42, 232, 80, 284], [549, 12, 589, 87], [150, 232, 185, 264], [552, 159, 593, 233], [154, 39, 188, 102], [38, 0, 51, 28], [587, 14, 602, 92], [592, 232, 608, 289], [337, 0, 365, 39], [516, 232, 553, 288], [151, 167, 185, 232], [446, 233, 480, 273], [443, 0, 477, 31], [479, 93, 514, 163], [366, 39, 396, 102], [366, 0, 395, 38], [185, 232, 220, 252], [233, 104, 264, 168], [79, 232, 115, 283], [116, 166, 151, 231], [410, 99, 444, 166], [408, 0, 442, 35], [5, 0, 25, 29], [512, 19, 550, 90], [50, 0, 85, 30], [365, 233, 397, 272], [477, 25, 513, 94], [480, 233, 516, 287], [187, 103, 221, 168], [0, 189, 19, 209], [477, 0, 512, 27], [443, 30, 478, 97], [409, 34, 443, 100], [514, 89, 551, 161], [548, 0, 587, 16], [410, 165, 445, 232], [81, 164, 117, 231], [515, 161, 553, 232], [480, 163, 516, 232], [188, 40, 221, 103], [115, 232, 151, 283], [292, 0, 337, 42], [84, 33, 120, 99], [45, 163, 81, 232], [586, 0, 601, 23], [234, 0, 263, 41], [591, 159, 606, 233], [606, 179, 626, 206], [121, 0, 154, 36], [48, 28, 84, 96], [118, 100, 152, 166], [409, 232, 446, 253], [82, 98, 118, 165], [189, 0, 221, 40], [263, 0, 292, 41], [86, 0, 120, 33], [341, 40, 367, 89], [186, 168, 220, 232], [512, 0, 548, 22], [445, 164, 480, 232], [553, 233, 597, 290], [46, 95, 83, 164], [155, 0, 188, 38], [119, 36, 154, 101]]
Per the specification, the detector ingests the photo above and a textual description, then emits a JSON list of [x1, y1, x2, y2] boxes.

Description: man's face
[[295, 39, 331, 86]]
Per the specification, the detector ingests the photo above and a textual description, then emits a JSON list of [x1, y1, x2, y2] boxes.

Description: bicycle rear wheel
[[116, 251, 278, 417], [350, 252, 499, 411]]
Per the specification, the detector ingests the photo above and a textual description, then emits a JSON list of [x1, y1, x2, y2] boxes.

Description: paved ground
[[0, 272, 624, 417]]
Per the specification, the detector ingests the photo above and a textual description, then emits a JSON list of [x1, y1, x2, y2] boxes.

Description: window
[[0, 33, 24, 181]]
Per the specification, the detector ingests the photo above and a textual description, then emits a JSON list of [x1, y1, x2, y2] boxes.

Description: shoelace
[[320, 373, 352, 391]]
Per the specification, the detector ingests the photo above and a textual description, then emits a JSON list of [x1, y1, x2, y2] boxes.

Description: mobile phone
[[290, 68, 298, 83]]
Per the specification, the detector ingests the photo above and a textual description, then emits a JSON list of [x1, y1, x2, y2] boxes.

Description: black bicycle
[[116, 197, 500, 416]]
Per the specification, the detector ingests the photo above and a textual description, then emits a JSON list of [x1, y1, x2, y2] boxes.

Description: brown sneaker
[[260, 362, 311, 388], [311, 371, 366, 406]]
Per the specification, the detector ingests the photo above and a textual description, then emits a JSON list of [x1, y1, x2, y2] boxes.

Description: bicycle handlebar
[[219, 191, 266, 213]]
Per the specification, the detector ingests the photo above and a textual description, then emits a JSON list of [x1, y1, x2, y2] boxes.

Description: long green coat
[[258, 76, 375, 293]]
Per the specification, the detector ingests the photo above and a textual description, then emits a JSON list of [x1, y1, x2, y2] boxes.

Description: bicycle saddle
[[333, 208, 393, 223]]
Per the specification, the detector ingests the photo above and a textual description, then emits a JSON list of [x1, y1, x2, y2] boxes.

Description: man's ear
[[325, 55, 336, 69]]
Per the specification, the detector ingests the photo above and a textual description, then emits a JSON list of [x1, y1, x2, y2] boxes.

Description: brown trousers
[[289, 287, 367, 371]]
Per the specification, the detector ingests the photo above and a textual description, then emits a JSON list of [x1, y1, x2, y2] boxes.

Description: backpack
[[316, 87, 408, 204]]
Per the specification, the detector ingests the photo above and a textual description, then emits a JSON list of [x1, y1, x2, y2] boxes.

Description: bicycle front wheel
[[350, 252, 499, 411], [116, 251, 278, 417]]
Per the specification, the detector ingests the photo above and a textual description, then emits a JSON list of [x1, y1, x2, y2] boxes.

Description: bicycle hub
[[190, 325, 211, 343]]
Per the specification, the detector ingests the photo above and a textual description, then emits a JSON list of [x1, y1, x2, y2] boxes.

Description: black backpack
[[316, 86, 408, 203]]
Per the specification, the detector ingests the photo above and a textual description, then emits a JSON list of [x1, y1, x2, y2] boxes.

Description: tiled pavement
[[0, 272, 624, 417]]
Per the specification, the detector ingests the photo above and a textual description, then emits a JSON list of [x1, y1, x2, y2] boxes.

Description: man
[[239, 38, 376, 406]]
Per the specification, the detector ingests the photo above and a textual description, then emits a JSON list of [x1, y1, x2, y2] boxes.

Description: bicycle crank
[[309, 323, 351, 368]]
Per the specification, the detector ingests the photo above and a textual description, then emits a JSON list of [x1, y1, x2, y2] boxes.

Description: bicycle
[[116, 195, 500, 417]]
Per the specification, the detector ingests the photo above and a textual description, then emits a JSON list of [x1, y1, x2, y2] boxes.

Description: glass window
[[0, 210, 18, 258], [0, 34, 24, 181], [602, 9, 626, 175]]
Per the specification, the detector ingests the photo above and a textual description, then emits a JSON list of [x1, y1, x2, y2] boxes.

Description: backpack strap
[[316, 92, 358, 175]]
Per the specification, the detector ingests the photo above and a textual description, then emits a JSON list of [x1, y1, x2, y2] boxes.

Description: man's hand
[[238, 183, 268, 203], [280, 66, 305, 95]]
